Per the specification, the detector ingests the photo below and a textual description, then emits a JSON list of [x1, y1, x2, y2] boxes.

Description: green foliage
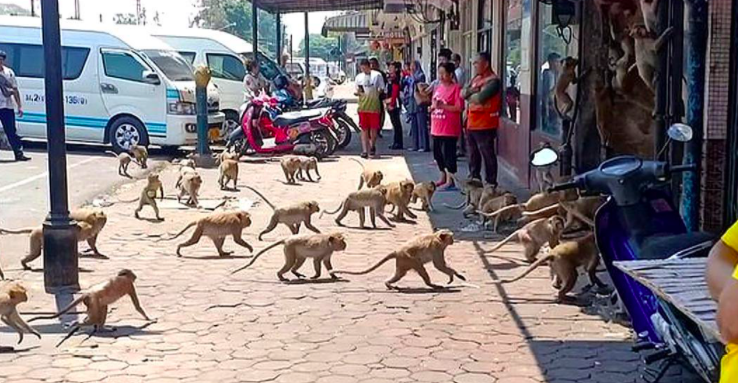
[[194, 0, 284, 58], [298, 34, 340, 61]]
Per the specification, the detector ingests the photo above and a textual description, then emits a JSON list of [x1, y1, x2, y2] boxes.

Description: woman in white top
[[243, 59, 269, 101]]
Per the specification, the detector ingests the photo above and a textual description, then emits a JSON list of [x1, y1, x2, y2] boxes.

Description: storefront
[[727, 0, 738, 225]]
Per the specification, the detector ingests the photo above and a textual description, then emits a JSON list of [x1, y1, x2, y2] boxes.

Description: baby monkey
[[297, 157, 321, 182], [281, 157, 302, 184], [350, 158, 383, 189], [168, 210, 253, 257], [245, 186, 321, 240], [0, 281, 41, 344], [135, 174, 164, 221], [29, 269, 154, 347], [232, 232, 347, 281], [333, 229, 465, 290]]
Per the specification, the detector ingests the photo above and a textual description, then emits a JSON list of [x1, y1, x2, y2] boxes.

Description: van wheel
[[110, 117, 147, 153]]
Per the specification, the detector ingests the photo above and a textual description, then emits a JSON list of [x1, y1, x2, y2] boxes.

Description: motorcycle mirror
[[667, 123, 693, 143], [530, 147, 559, 168]]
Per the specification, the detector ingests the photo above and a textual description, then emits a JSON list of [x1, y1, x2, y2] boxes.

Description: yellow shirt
[[720, 222, 738, 383]]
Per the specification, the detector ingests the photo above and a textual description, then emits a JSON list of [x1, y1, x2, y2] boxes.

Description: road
[[0, 141, 173, 268]]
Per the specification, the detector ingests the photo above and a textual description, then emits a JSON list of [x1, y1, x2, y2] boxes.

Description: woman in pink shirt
[[431, 62, 465, 190]]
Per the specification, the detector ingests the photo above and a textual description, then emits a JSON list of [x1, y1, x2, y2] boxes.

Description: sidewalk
[[0, 129, 699, 383]]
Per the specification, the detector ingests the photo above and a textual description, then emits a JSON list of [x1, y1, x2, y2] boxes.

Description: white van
[[0, 17, 225, 152], [149, 28, 293, 133]]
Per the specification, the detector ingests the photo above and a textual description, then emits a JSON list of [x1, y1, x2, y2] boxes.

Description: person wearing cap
[[0, 50, 30, 161]]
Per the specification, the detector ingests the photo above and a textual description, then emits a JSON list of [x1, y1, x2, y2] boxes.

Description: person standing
[[452, 53, 468, 157], [430, 63, 464, 191], [409, 60, 430, 152], [386, 62, 404, 150], [0, 50, 29, 162], [369, 58, 386, 138], [243, 59, 269, 102], [463, 52, 501, 186], [355, 59, 385, 159]]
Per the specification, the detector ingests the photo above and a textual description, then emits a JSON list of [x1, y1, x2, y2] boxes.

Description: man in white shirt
[[0, 50, 29, 161]]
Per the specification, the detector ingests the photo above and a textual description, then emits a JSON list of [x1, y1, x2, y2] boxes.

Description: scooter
[[532, 124, 723, 383], [229, 94, 338, 159], [294, 98, 359, 149]]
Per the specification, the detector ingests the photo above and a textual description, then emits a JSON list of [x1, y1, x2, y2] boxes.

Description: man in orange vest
[[462, 52, 501, 186]]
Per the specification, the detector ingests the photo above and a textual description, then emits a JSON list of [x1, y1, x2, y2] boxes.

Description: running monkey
[[245, 186, 321, 240], [0, 281, 41, 344], [323, 188, 395, 229], [167, 210, 253, 257]]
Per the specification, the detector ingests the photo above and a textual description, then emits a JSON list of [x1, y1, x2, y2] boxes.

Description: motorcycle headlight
[[168, 101, 196, 115]]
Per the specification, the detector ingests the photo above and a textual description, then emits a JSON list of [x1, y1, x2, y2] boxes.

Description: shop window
[[477, 0, 492, 53], [536, 2, 578, 136], [503, 0, 522, 124]]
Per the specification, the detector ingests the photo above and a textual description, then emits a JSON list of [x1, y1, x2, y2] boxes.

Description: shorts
[[358, 112, 381, 131]]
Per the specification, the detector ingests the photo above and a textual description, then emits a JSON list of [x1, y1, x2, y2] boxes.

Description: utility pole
[[252, 0, 258, 66], [136, 0, 142, 25], [73, 0, 80, 19], [41, 0, 79, 293], [30, 0, 35, 17]]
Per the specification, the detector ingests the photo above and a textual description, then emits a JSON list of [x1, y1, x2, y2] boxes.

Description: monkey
[[1, 208, 107, 270], [554, 57, 583, 116], [166, 210, 253, 257], [350, 158, 383, 189], [323, 188, 395, 229], [612, 36, 635, 91], [379, 180, 417, 221], [280, 157, 302, 184], [630, 25, 674, 91], [29, 269, 153, 346], [105, 151, 134, 177], [130, 144, 148, 169], [0, 282, 41, 344], [333, 229, 465, 290], [521, 196, 605, 231], [476, 193, 519, 232], [214, 150, 239, 164], [134, 173, 164, 221], [444, 178, 485, 213], [487, 216, 566, 263], [519, 203, 562, 225], [177, 171, 202, 207], [175, 165, 197, 190], [296, 157, 321, 182], [218, 159, 239, 190], [244, 186, 321, 240], [231, 232, 347, 281], [410, 181, 437, 211], [639, 0, 659, 33], [175, 157, 197, 170], [500, 234, 607, 302]]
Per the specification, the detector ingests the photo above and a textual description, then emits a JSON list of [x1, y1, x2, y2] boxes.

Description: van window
[[207, 54, 245, 81], [0, 43, 89, 80], [179, 51, 196, 64], [102, 51, 148, 82], [241, 52, 284, 81], [143, 50, 194, 82]]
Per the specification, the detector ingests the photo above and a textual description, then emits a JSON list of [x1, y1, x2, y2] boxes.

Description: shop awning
[[255, 0, 383, 14], [322, 12, 371, 36]]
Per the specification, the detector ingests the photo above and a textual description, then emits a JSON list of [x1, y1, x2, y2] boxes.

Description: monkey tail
[[479, 204, 521, 218], [28, 295, 86, 323], [244, 185, 276, 210], [104, 150, 119, 158], [231, 240, 285, 275], [348, 157, 366, 170], [500, 254, 555, 284], [0, 227, 35, 235], [161, 221, 198, 241], [522, 203, 561, 217], [320, 201, 345, 217], [333, 253, 397, 276], [486, 231, 520, 253]]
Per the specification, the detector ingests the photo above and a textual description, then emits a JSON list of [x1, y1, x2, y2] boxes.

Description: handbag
[[414, 83, 431, 106]]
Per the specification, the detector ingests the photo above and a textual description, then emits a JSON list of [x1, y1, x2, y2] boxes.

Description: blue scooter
[[532, 124, 723, 382]]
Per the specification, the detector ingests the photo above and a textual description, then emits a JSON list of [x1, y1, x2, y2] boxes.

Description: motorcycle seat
[[273, 110, 324, 127], [639, 232, 716, 260]]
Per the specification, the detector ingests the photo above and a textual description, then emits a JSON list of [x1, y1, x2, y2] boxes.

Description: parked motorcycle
[[294, 98, 359, 149], [229, 94, 338, 160], [532, 124, 723, 383]]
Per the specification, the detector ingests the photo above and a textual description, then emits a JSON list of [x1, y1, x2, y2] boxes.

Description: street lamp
[[41, 0, 79, 293]]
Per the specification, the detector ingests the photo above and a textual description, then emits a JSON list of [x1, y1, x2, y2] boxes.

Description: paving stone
[[453, 373, 498, 383]]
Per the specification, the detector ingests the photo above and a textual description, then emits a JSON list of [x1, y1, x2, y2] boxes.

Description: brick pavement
[[0, 133, 701, 382]]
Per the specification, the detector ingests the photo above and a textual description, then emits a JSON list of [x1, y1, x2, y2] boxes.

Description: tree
[[298, 34, 340, 61], [194, 0, 285, 58]]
